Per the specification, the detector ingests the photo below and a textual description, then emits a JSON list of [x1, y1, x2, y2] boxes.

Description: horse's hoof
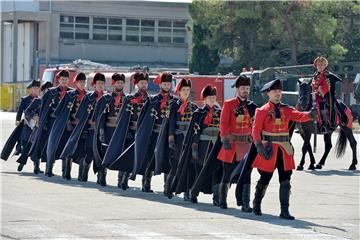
[[348, 164, 356, 171], [308, 164, 316, 170], [296, 165, 304, 171], [315, 164, 323, 169]]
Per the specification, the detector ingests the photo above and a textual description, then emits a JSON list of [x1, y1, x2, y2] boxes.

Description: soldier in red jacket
[[311, 56, 345, 133], [251, 79, 317, 220], [217, 75, 258, 210]]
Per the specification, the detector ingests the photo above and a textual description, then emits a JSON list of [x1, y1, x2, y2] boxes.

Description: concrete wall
[[37, 1, 191, 66]]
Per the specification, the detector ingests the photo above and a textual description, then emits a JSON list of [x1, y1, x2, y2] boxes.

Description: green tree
[[189, 0, 359, 73]]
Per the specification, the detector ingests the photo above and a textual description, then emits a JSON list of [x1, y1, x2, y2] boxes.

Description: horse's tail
[[335, 127, 347, 158]]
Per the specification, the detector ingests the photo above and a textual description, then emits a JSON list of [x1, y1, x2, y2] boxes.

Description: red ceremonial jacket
[[217, 97, 257, 163], [252, 101, 311, 173]]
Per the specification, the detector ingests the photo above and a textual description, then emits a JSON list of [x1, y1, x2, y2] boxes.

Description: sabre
[[311, 92, 317, 153]]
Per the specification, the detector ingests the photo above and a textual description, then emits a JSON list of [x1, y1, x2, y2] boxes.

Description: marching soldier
[[47, 72, 87, 180], [15, 80, 41, 154], [60, 73, 105, 181], [29, 70, 73, 177], [160, 78, 197, 198], [1, 80, 40, 161], [173, 85, 221, 202], [14, 81, 53, 173], [102, 72, 149, 190], [130, 72, 174, 192], [217, 75, 258, 210], [251, 79, 317, 220], [311, 56, 346, 133], [93, 73, 126, 186]]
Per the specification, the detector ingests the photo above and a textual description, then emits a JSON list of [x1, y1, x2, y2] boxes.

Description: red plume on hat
[[131, 72, 139, 85], [201, 85, 217, 99], [174, 78, 192, 95], [110, 72, 125, 86], [153, 73, 162, 85], [153, 72, 172, 85], [131, 72, 149, 85]]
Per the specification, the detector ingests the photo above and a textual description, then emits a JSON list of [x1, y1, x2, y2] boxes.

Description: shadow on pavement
[[305, 169, 360, 176], [1, 170, 348, 233]]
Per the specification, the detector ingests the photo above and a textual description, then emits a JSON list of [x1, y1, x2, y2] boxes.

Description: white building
[[0, 0, 192, 84]]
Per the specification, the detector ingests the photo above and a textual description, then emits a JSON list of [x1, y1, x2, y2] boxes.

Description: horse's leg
[[296, 131, 307, 171], [343, 127, 358, 170], [316, 133, 333, 169], [306, 134, 316, 170]]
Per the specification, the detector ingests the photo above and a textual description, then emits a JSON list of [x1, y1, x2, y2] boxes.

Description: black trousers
[[221, 161, 238, 184], [258, 150, 292, 185]]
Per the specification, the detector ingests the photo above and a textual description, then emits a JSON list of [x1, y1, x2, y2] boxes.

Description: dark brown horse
[[296, 79, 357, 171]]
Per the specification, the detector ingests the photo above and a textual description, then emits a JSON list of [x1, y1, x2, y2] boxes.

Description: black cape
[[1, 120, 24, 160], [60, 92, 96, 161], [46, 90, 78, 163], [29, 86, 73, 161], [102, 93, 139, 170], [190, 135, 223, 195], [15, 98, 42, 164], [170, 108, 207, 194], [130, 94, 174, 180], [93, 92, 125, 170], [153, 97, 178, 175]]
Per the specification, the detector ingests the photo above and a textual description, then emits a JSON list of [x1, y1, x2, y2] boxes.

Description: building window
[[92, 17, 122, 41], [60, 15, 75, 39], [141, 20, 155, 43], [108, 18, 122, 41], [158, 20, 172, 43], [60, 15, 187, 45], [75, 16, 89, 39], [60, 15, 89, 40], [126, 19, 140, 42], [158, 20, 187, 44], [93, 17, 107, 40], [172, 20, 186, 44]]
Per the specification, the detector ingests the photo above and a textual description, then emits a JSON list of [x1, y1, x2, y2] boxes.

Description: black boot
[[61, 159, 66, 178], [241, 184, 252, 212], [164, 175, 174, 199], [253, 181, 268, 215], [64, 158, 72, 180], [97, 168, 107, 186], [117, 171, 124, 188], [118, 171, 129, 190], [183, 191, 191, 201], [279, 180, 295, 220], [212, 184, 220, 206], [121, 172, 130, 190], [163, 173, 168, 194], [17, 163, 25, 172], [189, 189, 198, 203], [141, 171, 154, 192], [81, 161, 91, 182], [78, 158, 84, 181], [219, 183, 230, 209], [33, 159, 43, 174], [45, 162, 54, 177]]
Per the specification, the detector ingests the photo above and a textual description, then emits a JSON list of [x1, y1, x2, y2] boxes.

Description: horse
[[295, 79, 357, 171]]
